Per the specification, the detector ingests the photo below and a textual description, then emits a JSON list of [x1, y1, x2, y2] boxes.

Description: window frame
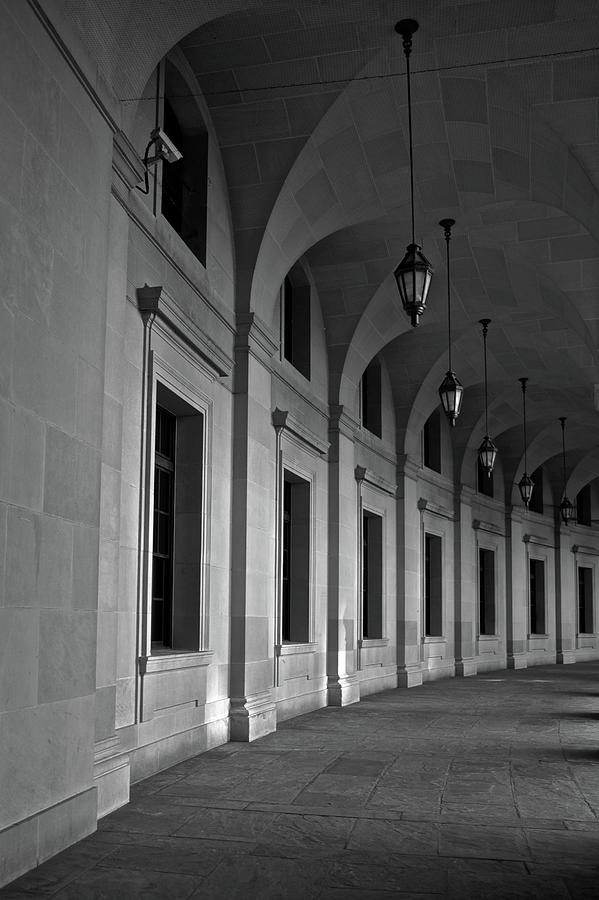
[[279, 462, 314, 646], [577, 565, 594, 635], [424, 531, 444, 638], [362, 506, 384, 640], [145, 361, 212, 657], [528, 556, 546, 636], [478, 546, 496, 637]]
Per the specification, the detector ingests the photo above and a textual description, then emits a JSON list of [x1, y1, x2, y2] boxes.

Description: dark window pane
[[530, 467, 543, 514], [362, 358, 382, 438], [477, 457, 494, 497], [153, 405, 176, 647], [577, 485, 591, 526], [158, 469, 171, 511], [423, 411, 441, 473]]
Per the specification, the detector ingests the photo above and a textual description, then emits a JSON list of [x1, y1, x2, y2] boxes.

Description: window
[[423, 410, 441, 473], [479, 548, 495, 636], [283, 266, 311, 379], [529, 558, 546, 635], [477, 457, 493, 497], [282, 471, 310, 642], [151, 385, 204, 651], [361, 358, 381, 437], [577, 484, 591, 526], [578, 567, 594, 634], [152, 407, 176, 646], [362, 511, 383, 639], [160, 59, 208, 265], [424, 533, 443, 636], [530, 467, 543, 514]]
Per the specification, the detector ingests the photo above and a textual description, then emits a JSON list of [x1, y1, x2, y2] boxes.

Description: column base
[[327, 674, 360, 707], [93, 736, 130, 818], [455, 659, 477, 677], [230, 690, 277, 742], [507, 654, 527, 670], [397, 665, 423, 688], [557, 650, 577, 664]]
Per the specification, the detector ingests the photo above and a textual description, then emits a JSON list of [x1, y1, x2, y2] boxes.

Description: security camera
[[149, 127, 183, 164]]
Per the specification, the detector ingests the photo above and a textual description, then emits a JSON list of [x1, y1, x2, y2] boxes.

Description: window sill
[[141, 650, 214, 674], [527, 633, 549, 640], [478, 634, 498, 641], [359, 638, 389, 648], [422, 635, 445, 643], [277, 642, 319, 656]]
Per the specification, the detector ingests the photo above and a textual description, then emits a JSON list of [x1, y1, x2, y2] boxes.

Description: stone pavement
[[3, 662, 599, 899]]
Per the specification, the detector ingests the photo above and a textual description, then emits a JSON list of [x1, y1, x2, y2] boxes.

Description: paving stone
[[5, 662, 599, 897]]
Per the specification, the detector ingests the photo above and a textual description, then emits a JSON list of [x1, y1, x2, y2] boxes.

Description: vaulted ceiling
[[54, 0, 599, 494]]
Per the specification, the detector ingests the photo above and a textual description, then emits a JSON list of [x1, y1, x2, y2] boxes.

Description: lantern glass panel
[[518, 473, 534, 506], [438, 371, 463, 424], [393, 244, 434, 324], [560, 496, 575, 524], [478, 435, 497, 476]]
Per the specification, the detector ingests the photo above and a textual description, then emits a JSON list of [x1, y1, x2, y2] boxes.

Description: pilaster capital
[[458, 484, 476, 505], [506, 503, 524, 525], [136, 284, 234, 377], [355, 465, 397, 496], [329, 404, 359, 439], [235, 312, 279, 364], [572, 543, 599, 556], [272, 407, 329, 455], [397, 452, 420, 482], [272, 408, 288, 435], [417, 497, 455, 520], [472, 518, 505, 536]]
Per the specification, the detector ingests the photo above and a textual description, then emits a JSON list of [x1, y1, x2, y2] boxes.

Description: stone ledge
[[139, 650, 215, 675], [0, 787, 97, 889]]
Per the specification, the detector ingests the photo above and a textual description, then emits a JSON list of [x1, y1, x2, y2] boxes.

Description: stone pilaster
[[455, 487, 476, 677], [229, 313, 278, 739], [327, 405, 360, 706], [506, 506, 527, 669], [396, 454, 423, 687]]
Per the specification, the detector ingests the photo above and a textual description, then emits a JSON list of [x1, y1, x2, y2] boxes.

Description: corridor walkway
[[3, 662, 599, 899]]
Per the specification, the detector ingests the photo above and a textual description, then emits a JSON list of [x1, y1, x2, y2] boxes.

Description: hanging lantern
[[438, 370, 464, 425], [558, 417, 575, 525], [394, 244, 434, 328], [478, 434, 498, 478], [477, 318, 497, 477], [517, 377, 534, 508], [560, 495, 575, 524], [518, 472, 534, 506], [437, 218, 463, 425], [394, 19, 433, 327]]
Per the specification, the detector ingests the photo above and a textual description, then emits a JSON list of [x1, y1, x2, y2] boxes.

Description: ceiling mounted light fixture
[[477, 318, 497, 478], [559, 416, 575, 525], [393, 19, 433, 328], [438, 218, 463, 426], [517, 377, 534, 507]]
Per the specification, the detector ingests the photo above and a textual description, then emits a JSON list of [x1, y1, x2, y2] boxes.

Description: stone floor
[[3, 662, 599, 899]]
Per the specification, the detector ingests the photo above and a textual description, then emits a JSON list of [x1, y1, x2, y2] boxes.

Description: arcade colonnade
[[1, 0, 599, 888]]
